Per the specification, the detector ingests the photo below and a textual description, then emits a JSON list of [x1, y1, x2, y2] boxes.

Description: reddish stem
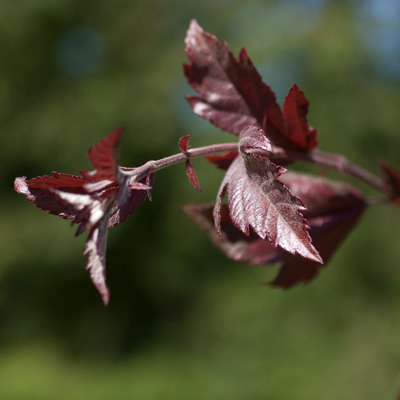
[[123, 142, 387, 194]]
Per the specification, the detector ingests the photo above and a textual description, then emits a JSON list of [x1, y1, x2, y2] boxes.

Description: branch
[[121, 140, 386, 194], [270, 147, 387, 193], [122, 142, 239, 181]]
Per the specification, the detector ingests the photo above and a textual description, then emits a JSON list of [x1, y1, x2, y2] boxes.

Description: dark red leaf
[[81, 126, 124, 184], [270, 173, 366, 287], [183, 203, 283, 265], [178, 133, 202, 191], [378, 158, 400, 204], [184, 20, 287, 146], [185, 160, 202, 192], [179, 134, 192, 152], [214, 154, 322, 263], [271, 204, 365, 288], [108, 173, 156, 228], [184, 20, 319, 151], [14, 128, 150, 305], [282, 84, 318, 151], [279, 172, 367, 218], [239, 125, 272, 154], [185, 173, 366, 288], [14, 174, 87, 222], [204, 151, 238, 170]]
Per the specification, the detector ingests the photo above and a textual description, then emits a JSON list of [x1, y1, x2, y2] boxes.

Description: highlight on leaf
[[213, 127, 322, 264], [14, 128, 153, 305], [13, 18, 395, 308], [184, 19, 318, 152], [184, 172, 367, 288]]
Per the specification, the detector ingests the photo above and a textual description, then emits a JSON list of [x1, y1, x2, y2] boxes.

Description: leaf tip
[[14, 176, 28, 194]]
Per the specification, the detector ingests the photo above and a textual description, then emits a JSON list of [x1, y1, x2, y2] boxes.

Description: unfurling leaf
[[184, 20, 318, 152], [178, 134, 202, 192], [239, 125, 272, 154], [214, 150, 322, 263], [184, 173, 366, 288], [378, 159, 400, 204]]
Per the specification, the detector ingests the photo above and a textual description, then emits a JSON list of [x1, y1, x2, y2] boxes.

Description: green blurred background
[[2, 0, 400, 398]]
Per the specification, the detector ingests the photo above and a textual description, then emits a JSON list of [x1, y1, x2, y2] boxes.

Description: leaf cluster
[[14, 20, 400, 305]]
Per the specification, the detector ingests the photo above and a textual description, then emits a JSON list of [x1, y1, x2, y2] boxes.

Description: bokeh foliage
[[1, 0, 400, 398]]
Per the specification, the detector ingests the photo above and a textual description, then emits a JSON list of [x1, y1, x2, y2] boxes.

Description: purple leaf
[[185, 160, 203, 192], [282, 84, 318, 151], [14, 128, 152, 304], [108, 174, 155, 228], [214, 153, 322, 263], [184, 20, 286, 144], [271, 205, 365, 288], [183, 203, 283, 265], [185, 172, 366, 288], [184, 20, 319, 151], [178, 134, 203, 192], [239, 125, 272, 154]]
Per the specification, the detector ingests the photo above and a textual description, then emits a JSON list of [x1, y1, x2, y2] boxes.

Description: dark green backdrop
[[1, 0, 400, 398]]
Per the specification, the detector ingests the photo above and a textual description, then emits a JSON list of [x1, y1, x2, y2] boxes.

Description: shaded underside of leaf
[[270, 205, 365, 288], [107, 173, 155, 229], [204, 151, 238, 170], [185, 172, 367, 288], [214, 154, 321, 263], [14, 174, 88, 221]]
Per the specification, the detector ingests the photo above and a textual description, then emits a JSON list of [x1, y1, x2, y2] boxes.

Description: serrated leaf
[[270, 205, 365, 288], [14, 127, 152, 305], [14, 174, 88, 222], [184, 20, 286, 144], [184, 20, 319, 151], [83, 216, 110, 305], [184, 173, 366, 288], [378, 158, 400, 204], [214, 154, 322, 263], [282, 84, 318, 151], [82, 126, 124, 183]]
